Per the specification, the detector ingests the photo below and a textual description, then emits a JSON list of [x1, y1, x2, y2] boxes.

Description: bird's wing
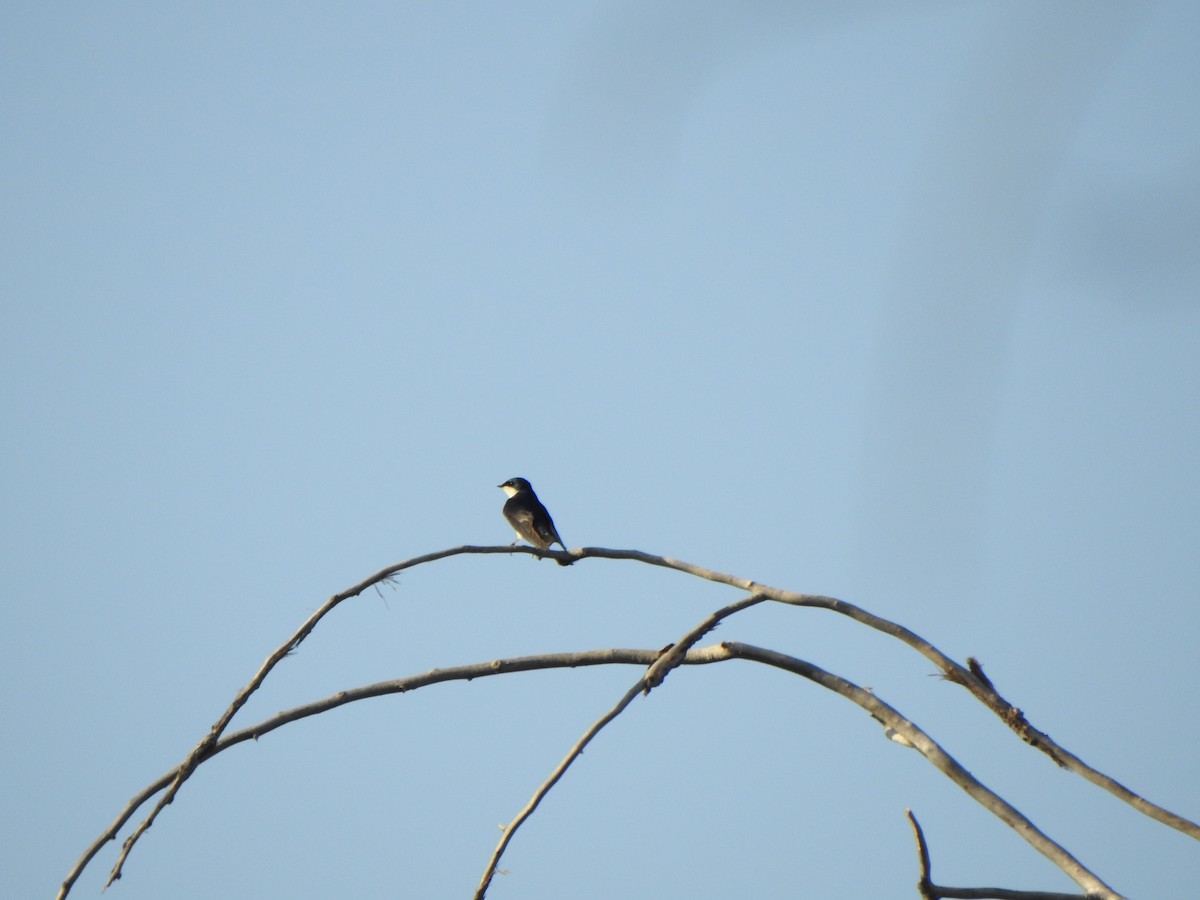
[[505, 503, 547, 547], [534, 511, 564, 549]]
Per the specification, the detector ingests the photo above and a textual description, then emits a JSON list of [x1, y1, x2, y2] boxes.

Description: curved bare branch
[[59, 649, 674, 900], [717, 642, 1123, 899], [61, 544, 1194, 899], [89, 546, 521, 893], [69, 638, 1122, 898], [564, 546, 1200, 839]]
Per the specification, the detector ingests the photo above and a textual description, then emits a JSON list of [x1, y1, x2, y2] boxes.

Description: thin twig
[[921, 888, 1103, 899], [908, 810, 1092, 898], [909, 809, 936, 899], [472, 671, 641, 899], [473, 594, 767, 899]]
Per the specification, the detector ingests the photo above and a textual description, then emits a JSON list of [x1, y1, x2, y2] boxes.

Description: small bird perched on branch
[[498, 477, 568, 561]]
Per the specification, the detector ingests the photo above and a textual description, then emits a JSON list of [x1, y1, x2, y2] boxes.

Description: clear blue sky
[[4, 3, 1198, 898]]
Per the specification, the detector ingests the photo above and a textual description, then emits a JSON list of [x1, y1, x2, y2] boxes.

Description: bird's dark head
[[498, 477, 533, 497]]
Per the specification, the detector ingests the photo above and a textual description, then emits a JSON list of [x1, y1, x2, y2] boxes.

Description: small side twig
[[909, 809, 936, 899], [908, 809, 1097, 899]]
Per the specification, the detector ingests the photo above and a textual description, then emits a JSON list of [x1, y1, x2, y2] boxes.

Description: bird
[[498, 477, 567, 557]]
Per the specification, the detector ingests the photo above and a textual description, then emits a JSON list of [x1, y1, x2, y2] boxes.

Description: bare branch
[[60, 647, 668, 900], [61, 544, 1194, 898], [472, 669, 642, 899], [566, 547, 1200, 840], [70, 642, 1123, 898], [717, 643, 1124, 899], [926, 886, 1103, 899], [87, 546, 549, 893], [907, 809, 1098, 899], [921, 892, 1099, 897], [909, 808, 936, 899], [641, 593, 768, 692], [474, 593, 767, 899]]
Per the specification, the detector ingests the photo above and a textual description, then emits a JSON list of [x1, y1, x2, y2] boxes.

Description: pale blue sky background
[[4, 2, 1199, 898]]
